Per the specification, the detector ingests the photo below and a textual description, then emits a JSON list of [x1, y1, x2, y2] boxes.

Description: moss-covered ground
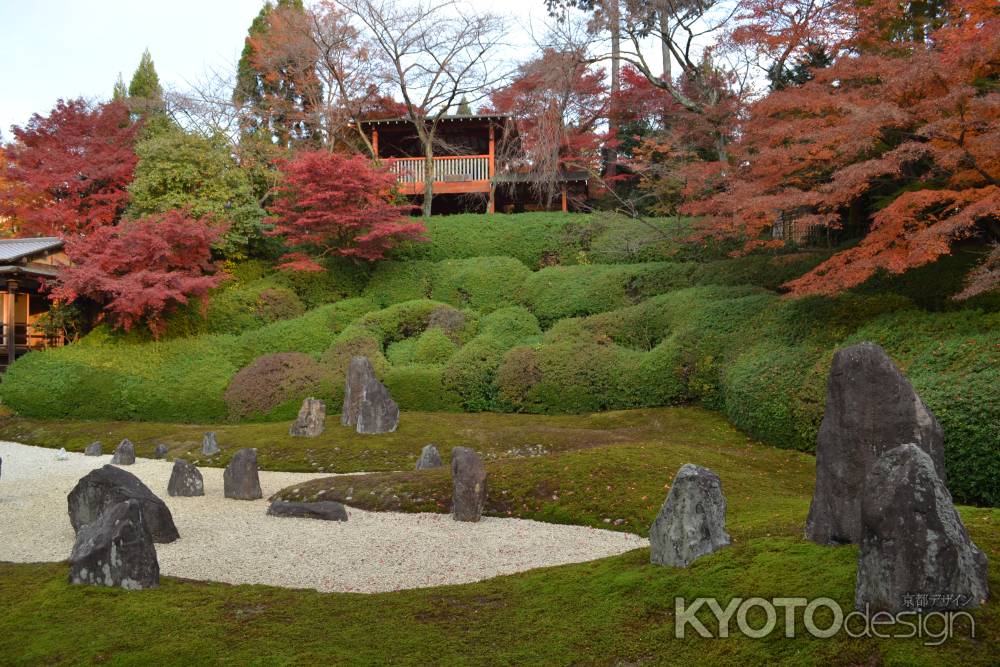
[[1, 407, 997, 665]]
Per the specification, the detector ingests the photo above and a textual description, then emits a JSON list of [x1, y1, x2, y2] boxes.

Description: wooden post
[[487, 124, 496, 214], [372, 127, 379, 159], [561, 185, 568, 213], [6, 279, 16, 368]]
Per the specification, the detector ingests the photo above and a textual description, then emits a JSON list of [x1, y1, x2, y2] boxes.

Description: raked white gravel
[[0, 441, 646, 593]]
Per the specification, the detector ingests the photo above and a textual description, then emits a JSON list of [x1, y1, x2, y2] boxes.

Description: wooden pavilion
[[0, 237, 68, 371], [359, 114, 589, 214]]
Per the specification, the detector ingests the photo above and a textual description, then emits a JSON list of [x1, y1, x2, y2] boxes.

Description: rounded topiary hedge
[[224, 352, 335, 420]]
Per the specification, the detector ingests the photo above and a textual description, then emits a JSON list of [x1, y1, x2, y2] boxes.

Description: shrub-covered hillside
[[3, 213, 997, 505]]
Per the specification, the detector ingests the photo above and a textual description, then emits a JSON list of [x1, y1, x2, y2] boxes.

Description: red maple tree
[[49, 210, 226, 337], [1, 99, 139, 237], [681, 0, 1000, 297], [267, 150, 424, 269]]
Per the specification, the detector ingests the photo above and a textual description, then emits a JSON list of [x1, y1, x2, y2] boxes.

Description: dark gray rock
[[201, 432, 220, 456], [267, 500, 348, 521], [167, 459, 204, 497], [68, 499, 159, 589], [111, 439, 135, 465], [224, 448, 262, 500], [806, 342, 946, 546], [649, 464, 731, 567], [451, 447, 487, 522], [341, 356, 399, 434], [415, 444, 443, 470], [856, 444, 989, 613], [67, 465, 179, 543], [84, 441, 103, 456], [289, 398, 326, 437], [154, 443, 168, 459]]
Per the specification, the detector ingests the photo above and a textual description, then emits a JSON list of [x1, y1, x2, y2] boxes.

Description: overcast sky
[[0, 0, 559, 138]]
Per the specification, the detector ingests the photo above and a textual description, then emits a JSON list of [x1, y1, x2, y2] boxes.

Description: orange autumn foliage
[[683, 0, 1000, 297]]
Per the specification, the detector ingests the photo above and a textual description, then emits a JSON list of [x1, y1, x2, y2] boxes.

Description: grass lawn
[[1, 407, 997, 665]]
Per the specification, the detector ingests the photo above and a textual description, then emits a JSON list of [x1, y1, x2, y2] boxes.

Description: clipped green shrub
[[412, 328, 458, 365], [224, 352, 334, 420], [255, 287, 305, 323], [364, 261, 435, 307], [385, 338, 418, 366], [431, 257, 531, 313], [384, 365, 463, 411]]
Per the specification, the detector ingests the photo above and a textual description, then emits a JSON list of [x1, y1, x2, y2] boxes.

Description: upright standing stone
[[649, 464, 731, 567], [84, 442, 103, 456], [341, 356, 376, 427], [289, 398, 326, 437], [806, 342, 946, 545], [68, 499, 159, 589], [67, 465, 179, 543], [224, 448, 262, 500], [154, 443, 169, 459], [167, 459, 204, 497], [451, 447, 487, 522], [111, 439, 136, 465], [855, 444, 989, 612], [341, 356, 399, 434], [415, 444, 443, 470], [202, 431, 220, 456]]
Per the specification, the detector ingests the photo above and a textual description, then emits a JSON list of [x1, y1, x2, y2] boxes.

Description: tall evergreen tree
[[128, 49, 163, 101], [233, 0, 320, 147], [112, 73, 128, 102]]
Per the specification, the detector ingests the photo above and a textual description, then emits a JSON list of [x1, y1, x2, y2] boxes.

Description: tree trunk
[[422, 140, 435, 217], [659, 3, 671, 81], [606, 0, 620, 180]]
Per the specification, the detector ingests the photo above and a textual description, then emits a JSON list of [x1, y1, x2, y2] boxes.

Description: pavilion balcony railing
[[385, 155, 490, 184]]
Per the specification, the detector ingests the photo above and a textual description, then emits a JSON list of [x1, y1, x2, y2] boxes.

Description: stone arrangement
[[806, 342, 946, 545], [649, 464, 731, 567], [450, 447, 487, 522], [167, 459, 205, 497], [268, 500, 348, 521], [341, 356, 399, 434], [84, 441, 102, 456], [68, 499, 159, 589], [111, 439, 136, 465], [154, 443, 169, 459], [202, 432, 220, 456], [67, 464, 179, 543], [224, 448, 262, 500], [289, 398, 326, 437], [415, 444, 443, 470], [855, 444, 989, 612]]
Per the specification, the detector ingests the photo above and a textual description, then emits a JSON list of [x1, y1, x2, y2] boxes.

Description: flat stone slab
[[267, 500, 348, 521]]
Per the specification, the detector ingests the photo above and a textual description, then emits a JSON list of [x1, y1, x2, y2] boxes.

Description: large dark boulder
[[68, 499, 159, 589], [806, 342, 946, 545], [84, 441, 102, 456], [267, 500, 348, 521], [451, 447, 487, 522], [649, 464, 731, 567], [67, 465, 179, 544], [289, 398, 326, 437], [341, 356, 399, 434], [224, 448, 262, 500], [415, 444, 443, 470], [111, 439, 136, 465], [201, 431, 220, 456], [167, 459, 204, 497], [856, 444, 989, 613]]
